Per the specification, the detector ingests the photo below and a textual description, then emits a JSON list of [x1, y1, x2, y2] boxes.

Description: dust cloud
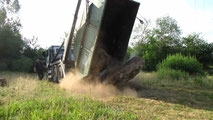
[[59, 72, 138, 98]]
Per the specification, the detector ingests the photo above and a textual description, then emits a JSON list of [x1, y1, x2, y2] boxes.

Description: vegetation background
[[0, 0, 212, 74], [0, 0, 213, 119], [127, 16, 213, 73], [0, 0, 45, 72]]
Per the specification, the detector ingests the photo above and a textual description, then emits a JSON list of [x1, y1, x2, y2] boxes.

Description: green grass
[[1, 97, 137, 119], [0, 72, 137, 120], [1, 72, 213, 120]]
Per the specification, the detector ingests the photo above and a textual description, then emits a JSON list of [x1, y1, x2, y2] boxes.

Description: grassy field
[[105, 72, 213, 119], [0, 72, 137, 119], [0, 72, 213, 119]]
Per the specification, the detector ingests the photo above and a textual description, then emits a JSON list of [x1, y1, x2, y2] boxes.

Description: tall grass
[[157, 68, 190, 80], [136, 72, 213, 89], [0, 72, 138, 119]]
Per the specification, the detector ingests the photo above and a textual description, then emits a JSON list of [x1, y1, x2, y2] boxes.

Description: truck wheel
[[47, 68, 52, 81], [52, 66, 58, 83], [57, 66, 63, 83]]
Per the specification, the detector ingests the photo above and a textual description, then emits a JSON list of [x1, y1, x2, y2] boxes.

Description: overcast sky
[[19, 0, 213, 48]]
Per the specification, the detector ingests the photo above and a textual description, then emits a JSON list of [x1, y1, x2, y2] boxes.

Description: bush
[[157, 54, 202, 75], [0, 63, 8, 71], [12, 56, 34, 72]]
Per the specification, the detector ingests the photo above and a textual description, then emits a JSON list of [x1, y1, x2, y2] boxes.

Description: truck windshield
[[56, 48, 64, 55]]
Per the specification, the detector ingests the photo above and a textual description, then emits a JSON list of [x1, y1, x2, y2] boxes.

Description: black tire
[[52, 66, 58, 83], [57, 66, 63, 83]]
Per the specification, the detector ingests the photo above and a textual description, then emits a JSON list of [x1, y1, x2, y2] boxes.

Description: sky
[[18, 0, 213, 48]]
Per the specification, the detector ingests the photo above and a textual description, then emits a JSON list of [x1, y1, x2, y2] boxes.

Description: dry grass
[[104, 96, 213, 120], [0, 72, 137, 119], [0, 72, 59, 103], [102, 72, 213, 119], [1, 72, 213, 119]]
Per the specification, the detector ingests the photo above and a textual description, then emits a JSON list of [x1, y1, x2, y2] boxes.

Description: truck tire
[[52, 66, 58, 83], [57, 66, 63, 83]]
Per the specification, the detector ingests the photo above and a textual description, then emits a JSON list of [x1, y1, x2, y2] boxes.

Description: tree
[[153, 16, 182, 55], [133, 16, 182, 71], [131, 17, 151, 45], [22, 36, 45, 60], [0, 0, 46, 72], [0, 0, 20, 28], [0, 25, 23, 60], [182, 33, 213, 67], [0, 0, 23, 70], [131, 16, 213, 71], [155, 16, 181, 41]]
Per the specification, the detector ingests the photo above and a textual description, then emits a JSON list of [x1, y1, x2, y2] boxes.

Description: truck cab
[[46, 45, 74, 82], [46, 46, 65, 82], [46, 46, 64, 68]]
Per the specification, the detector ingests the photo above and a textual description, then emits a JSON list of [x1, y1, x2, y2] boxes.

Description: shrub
[[157, 53, 202, 75], [12, 56, 34, 72], [0, 63, 8, 71]]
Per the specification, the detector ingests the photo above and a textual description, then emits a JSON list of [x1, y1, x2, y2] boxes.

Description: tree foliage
[[23, 37, 45, 62], [130, 16, 213, 71], [0, 0, 23, 70], [0, 25, 23, 62], [182, 33, 213, 67], [132, 16, 182, 71], [0, 0, 45, 72]]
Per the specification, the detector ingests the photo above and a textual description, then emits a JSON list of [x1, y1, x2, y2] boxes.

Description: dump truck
[[47, 0, 144, 86], [46, 46, 64, 82]]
